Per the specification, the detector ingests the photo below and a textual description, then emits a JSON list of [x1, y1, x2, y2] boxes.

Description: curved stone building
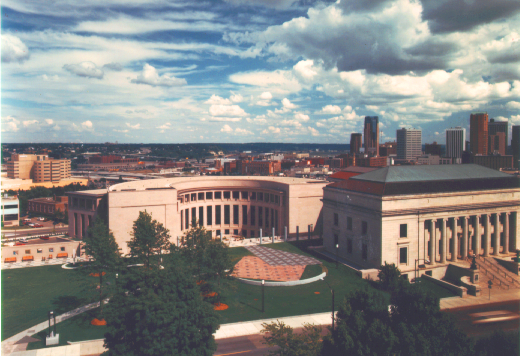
[[67, 176, 327, 254]]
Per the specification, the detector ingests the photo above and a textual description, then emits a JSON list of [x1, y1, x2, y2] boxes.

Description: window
[[251, 206, 256, 226], [191, 193, 197, 201], [270, 194, 274, 203], [206, 192, 213, 200], [207, 206, 212, 226], [347, 217, 352, 231], [224, 205, 230, 224], [198, 192, 204, 200], [61, 247, 66, 251], [251, 192, 257, 200], [347, 238, 353, 254], [362, 221, 368, 235], [225, 229, 230, 235], [241, 191, 248, 199], [259, 207, 263, 226], [215, 192, 222, 199], [334, 234, 339, 246], [233, 205, 239, 224], [37, 249, 43, 253], [242, 206, 248, 224], [275, 195, 279, 204], [224, 191, 231, 199], [185, 208, 189, 229], [25, 250, 31, 254], [199, 206, 204, 226], [400, 224, 407, 238], [185, 194, 190, 202], [400, 247, 408, 265], [242, 230, 247, 237], [334, 213, 339, 226], [13, 251, 18, 255], [251, 230, 255, 238], [425, 270, 432, 276], [234, 229, 239, 235], [192, 207, 196, 225], [265, 207, 269, 227], [258, 192, 263, 201], [49, 248, 54, 252], [233, 191, 239, 199], [362, 243, 367, 260], [216, 229, 221, 236], [264, 194, 269, 203]]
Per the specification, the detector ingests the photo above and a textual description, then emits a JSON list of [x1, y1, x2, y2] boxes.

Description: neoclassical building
[[67, 176, 327, 254], [323, 165, 520, 276]]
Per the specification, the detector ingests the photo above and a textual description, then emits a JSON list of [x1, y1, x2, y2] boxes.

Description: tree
[[262, 321, 322, 356], [200, 239, 234, 306], [377, 262, 402, 292], [474, 330, 519, 356], [102, 255, 220, 356], [84, 217, 121, 319], [127, 211, 171, 269], [180, 221, 212, 275]]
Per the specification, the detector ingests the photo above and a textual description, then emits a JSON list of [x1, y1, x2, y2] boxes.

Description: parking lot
[[20, 216, 58, 229]]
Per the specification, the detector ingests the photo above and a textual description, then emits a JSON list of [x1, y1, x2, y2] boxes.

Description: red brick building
[[28, 196, 68, 216]]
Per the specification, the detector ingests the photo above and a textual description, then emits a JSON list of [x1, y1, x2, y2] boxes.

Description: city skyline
[[2, 0, 520, 144]]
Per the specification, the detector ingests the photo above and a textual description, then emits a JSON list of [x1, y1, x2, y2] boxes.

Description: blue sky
[[2, 0, 520, 144]]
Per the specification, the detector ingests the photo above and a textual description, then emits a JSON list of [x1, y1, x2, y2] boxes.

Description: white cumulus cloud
[[63, 61, 104, 79], [2, 34, 30, 63], [209, 104, 247, 117], [82, 120, 93, 129], [205, 95, 232, 105], [2, 116, 20, 132], [220, 124, 233, 133], [131, 63, 187, 87], [126, 123, 141, 129]]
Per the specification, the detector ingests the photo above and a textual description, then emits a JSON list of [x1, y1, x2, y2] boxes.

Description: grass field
[[1, 265, 115, 341]]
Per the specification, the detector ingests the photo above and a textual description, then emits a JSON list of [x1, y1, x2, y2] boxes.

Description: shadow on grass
[[51, 296, 89, 315], [238, 300, 261, 313]]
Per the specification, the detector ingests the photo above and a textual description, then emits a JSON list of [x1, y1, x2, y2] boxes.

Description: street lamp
[[321, 278, 335, 330], [335, 244, 339, 269], [261, 280, 265, 313]]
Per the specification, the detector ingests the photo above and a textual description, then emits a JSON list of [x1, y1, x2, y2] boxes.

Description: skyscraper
[[363, 116, 379, 157], [446, 127, 466, 159], [470, 112, 488, 155], [350, 133, 362, 154], [488, 118, 508, 155], [512, 125, 520, 168], [396, 128, 422, 160]]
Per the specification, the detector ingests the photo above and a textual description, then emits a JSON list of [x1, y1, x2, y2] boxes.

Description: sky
[[1, 0, 520, 144]]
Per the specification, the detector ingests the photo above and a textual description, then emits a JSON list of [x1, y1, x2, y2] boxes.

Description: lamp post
[[335, 244, 339, 269], [321, 278, 335, 330], [261, 280, 265, 313], [488, 280, 493, 300]]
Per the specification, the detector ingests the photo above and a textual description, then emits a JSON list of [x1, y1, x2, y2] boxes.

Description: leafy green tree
[[262, 321, 322, 356], [180, 221, 212, 275], [84, 217, 121, 318], [474, 330, 519, 356], [377, 262, 402, 292], [127, 211, 171, 269], [322, 289, 397, 356], [102, 254, 220, 356], [200, 239, 234, 305]]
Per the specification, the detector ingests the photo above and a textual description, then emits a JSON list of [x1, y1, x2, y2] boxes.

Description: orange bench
[[22, 256, 34, 262], [48, 255, 53, 260], [57, 253, 68, 258], [4, 257, 17, 263]]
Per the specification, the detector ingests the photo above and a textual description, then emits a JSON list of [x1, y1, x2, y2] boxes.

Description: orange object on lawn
[[89, 272, 106, 277], [314, 292, 320, 294], [203, 292, 218, 298], [213, 303, 229, 311], [91, 318, 107, 326], [196, 280, 205, 285]]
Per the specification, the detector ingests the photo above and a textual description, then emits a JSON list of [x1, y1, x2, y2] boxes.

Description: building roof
[[328, 171, 361, 181], [350, 164, 510, 183], [343, 166, 380, 173]]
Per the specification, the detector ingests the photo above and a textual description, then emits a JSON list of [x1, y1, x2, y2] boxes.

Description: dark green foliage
[[474, 330, 519, 356], [377, 262, 402, 292], [102, 258, 219, 356], [84, 218, 121, 317], [262, 320, 322, 356], [127, 211, 171, 269]]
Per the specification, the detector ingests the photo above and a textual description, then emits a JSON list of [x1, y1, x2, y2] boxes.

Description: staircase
[[473, 256, 520, 290]]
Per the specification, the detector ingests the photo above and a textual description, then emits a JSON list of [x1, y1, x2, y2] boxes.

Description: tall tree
[[102, 254, 220, 356], [84, 217, 121, 319], [377, 262, 402, 292], [127, 211, 171, 269], [262, 321, 322, 356]]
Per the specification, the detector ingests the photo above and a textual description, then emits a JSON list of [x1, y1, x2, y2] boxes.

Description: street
[[2, 226, 68, 239]]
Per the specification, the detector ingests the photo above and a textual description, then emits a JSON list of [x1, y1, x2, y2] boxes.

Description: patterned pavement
[[232, 256, 306, 281], [1, 257, 87, 270], [245, 245, 321, 266]]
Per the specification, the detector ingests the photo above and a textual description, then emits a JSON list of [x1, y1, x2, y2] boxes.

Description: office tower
[[470, 112, 488, 155], [396, 128, 422, 160], [446, 127, 466, 159], [512, 126, 520, 168], [488, 118, 508, 150], [363, 116, 379, 157], [350, 133, 362, 154], [424, 142, 442, 156], [488, 132, 506, 155]]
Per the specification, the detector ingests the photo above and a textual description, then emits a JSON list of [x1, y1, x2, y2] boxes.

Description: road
[[446, 300, 520, 337], [2, 226, 68, 239]]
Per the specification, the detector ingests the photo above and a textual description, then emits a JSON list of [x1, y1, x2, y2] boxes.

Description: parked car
[[37, 217, 45, 221], [40, 236, 50, 240], [33, 223, 43, 228], [27, 223, 35, 227], [15, 242, 26, 246]]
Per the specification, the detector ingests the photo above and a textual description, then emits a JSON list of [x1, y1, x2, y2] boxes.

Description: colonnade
[[70, 212, 93, 239], [424, 211, 516, 265]]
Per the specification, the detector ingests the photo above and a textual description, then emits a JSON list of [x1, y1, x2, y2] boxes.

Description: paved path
[[1, 257, 88, 270], [246, 245, 321, 266], [232, 256, 306, 281]]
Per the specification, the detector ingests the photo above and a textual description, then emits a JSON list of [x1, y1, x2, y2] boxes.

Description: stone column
[[69, 212, 76, 238], [77, 213, 83, 239], [484, 214, 490, 257], [474, 215, 481, 256], [429, 220, 436, 265], [492, 213, 500, 256], [461, 216, 468, 259], [450, 217, 457, 262], [440, 218, 447, 264], [504, 212, 510, 254], [238, 204, 243, 229]]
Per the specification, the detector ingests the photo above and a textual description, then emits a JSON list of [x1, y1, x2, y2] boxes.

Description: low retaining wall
[[421, 274, 467, 298], [445, 264, 479, 284], [237, 272, 327, 287], [460, 276, 481, 296], [494, 257, 520, 275]]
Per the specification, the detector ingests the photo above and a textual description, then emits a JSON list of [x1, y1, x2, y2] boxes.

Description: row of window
[[214, 229, 274, 238], [182, 191, 282, 205], [2, 214, 19, 221], [333, 213, 408, 238], [12, 246, 66, 255], [2, 204, 18, 209], [333, 233, 408, 265], [181, 205, 279, 230]]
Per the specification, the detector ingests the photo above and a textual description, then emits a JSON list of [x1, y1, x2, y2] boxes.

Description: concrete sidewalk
[[440, 287, 520, 310]]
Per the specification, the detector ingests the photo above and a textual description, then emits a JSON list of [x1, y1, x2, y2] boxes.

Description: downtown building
[[446, 127, 466, 160], [6, 154, 71, 183], [512, 126, 520, 168], [322, 164, 520, 276], [363, 116, 379, 157], [396, 128, 422, 160], [470, 112, 489, 155]]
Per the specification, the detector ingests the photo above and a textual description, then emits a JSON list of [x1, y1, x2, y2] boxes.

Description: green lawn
[[1, 265, 115, 341], [416, 277, 457, 299], [300, 264, 324, 280]]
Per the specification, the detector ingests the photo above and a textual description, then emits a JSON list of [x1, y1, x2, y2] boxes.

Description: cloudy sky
[[2, 0, 520, 144]]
